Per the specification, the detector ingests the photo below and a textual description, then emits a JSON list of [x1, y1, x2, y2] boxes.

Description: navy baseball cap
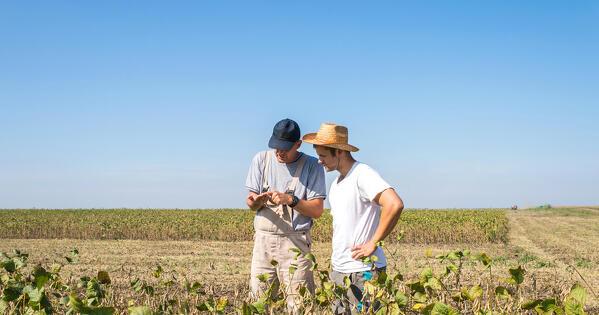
[[268, 118, 301, 150]]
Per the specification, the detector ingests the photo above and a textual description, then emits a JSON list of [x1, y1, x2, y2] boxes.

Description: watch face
[[286, 194, 297, 207]]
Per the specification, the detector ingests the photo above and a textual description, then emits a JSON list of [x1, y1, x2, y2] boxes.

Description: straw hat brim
[[302, 133, 359, 152]]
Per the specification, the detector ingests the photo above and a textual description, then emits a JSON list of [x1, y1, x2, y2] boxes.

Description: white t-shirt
[[329, 162, 392, 273]]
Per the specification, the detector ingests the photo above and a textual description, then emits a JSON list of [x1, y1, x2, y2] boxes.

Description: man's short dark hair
[[313, 144, 337, 156]]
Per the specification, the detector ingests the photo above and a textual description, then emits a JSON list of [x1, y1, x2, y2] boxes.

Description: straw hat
[[302, 123, 359, 152]]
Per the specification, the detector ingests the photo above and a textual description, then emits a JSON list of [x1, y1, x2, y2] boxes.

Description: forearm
[[351, 190, 404, 260], [370, 202, 403, 244], [292, 198, 324, 219], [371, 212, 399, 243]]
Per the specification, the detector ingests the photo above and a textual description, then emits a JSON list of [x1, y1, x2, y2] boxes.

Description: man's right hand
[[247, 192, 272, 211]]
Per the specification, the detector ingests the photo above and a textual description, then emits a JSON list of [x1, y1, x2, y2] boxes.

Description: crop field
[[1, 207, 598, 314], [0, 209, 508, 244]]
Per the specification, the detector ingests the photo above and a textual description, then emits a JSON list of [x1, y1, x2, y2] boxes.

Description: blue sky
[[1, 1, 598, 209]]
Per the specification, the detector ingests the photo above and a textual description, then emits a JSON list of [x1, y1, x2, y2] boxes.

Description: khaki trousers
[[250, 205, 315, 313]]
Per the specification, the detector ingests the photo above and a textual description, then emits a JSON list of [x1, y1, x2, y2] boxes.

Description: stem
[[568, 263, 599, 301]]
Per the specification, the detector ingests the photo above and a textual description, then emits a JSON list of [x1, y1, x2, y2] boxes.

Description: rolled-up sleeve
[[306, 160, 326, 200]]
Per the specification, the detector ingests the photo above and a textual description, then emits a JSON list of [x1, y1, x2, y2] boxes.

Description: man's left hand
[[270, 191, 292, 206], [351, 240, 377, 260]]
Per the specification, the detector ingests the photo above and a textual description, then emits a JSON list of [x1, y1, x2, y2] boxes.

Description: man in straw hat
[[245, 118, 326, 312], [304, 122, 404, 314]]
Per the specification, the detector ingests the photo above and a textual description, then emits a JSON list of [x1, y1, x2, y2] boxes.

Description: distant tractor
[[511, 205, 518, 210]]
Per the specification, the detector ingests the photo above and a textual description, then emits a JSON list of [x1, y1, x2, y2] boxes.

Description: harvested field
[[1, 207, 597, 314]]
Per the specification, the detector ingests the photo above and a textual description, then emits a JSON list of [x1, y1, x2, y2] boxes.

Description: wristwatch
[[288, 194, 300, 208]]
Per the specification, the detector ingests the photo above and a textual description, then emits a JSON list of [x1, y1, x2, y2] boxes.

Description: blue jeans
[[330, 267, 386, 315]]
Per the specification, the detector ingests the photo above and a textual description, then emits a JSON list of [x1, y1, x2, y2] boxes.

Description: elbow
[[392, 199, 404, 216], [312, 208, 323, 219], [307, 199, 324, 219], [309, 206, 324, 219]]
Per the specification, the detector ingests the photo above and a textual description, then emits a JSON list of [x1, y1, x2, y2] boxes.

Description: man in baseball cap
[[245, 118, 326, 312]]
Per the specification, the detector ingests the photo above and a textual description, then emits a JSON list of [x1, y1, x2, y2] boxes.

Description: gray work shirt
[[245, 150, 326, 231]]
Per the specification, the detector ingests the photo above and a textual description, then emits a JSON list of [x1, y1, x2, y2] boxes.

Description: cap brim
[[268, 136, 295, 150]]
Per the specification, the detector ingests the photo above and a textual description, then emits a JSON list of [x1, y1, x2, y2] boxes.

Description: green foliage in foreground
[[0, 209, 509, 244], [0, 247, 591, 314]]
